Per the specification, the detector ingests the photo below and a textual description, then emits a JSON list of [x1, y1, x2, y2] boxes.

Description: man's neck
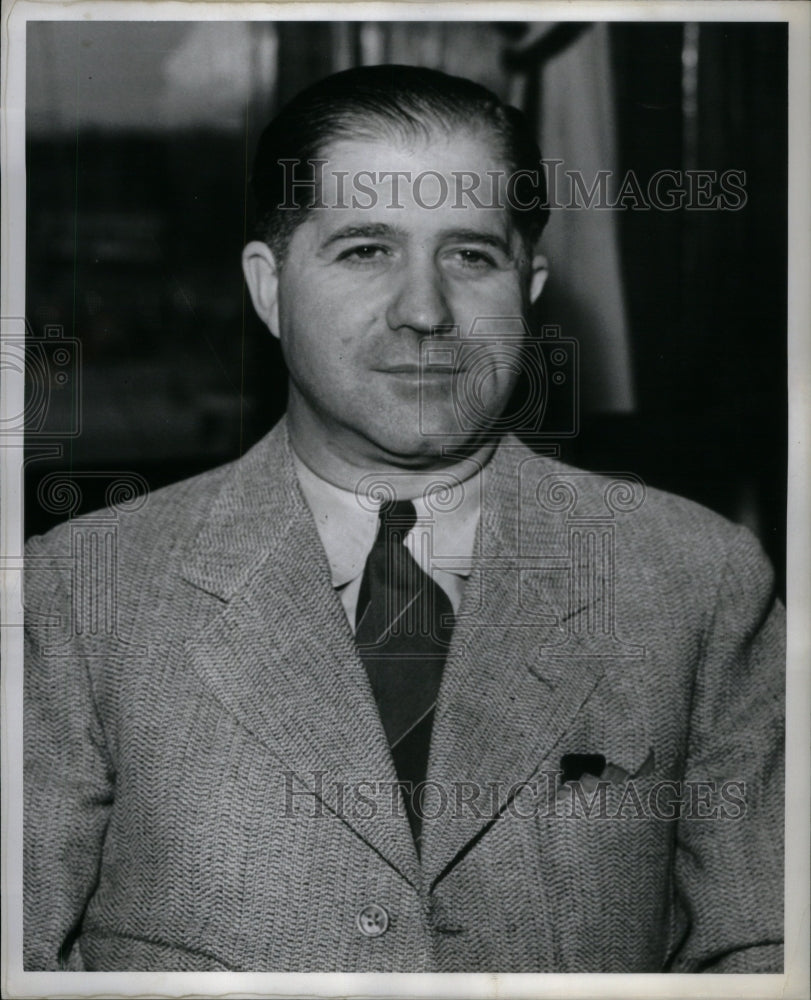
[[286, 407, 499, 498]]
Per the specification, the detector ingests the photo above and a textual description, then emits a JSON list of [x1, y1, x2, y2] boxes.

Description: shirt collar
[[293, 453, 483, 590]]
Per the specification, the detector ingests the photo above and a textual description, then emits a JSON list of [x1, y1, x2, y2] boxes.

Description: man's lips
[[376, 364, 462, 375]]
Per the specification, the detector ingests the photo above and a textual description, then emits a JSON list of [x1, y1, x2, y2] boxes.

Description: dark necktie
[[354, 499, 454, 850]]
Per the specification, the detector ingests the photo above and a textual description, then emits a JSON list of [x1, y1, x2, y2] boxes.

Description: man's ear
[[529, 253, 549, 305], [242, 240, 281, 337]]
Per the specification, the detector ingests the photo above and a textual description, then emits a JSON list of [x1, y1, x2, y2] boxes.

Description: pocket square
[[560, 748, 656, 785], [560, 753, 606, 784]]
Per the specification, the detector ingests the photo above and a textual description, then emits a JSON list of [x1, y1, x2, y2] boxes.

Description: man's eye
[[337, 244, 390, 264], [451, 249, 497, 269]]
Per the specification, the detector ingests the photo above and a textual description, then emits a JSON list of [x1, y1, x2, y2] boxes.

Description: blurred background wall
[[24, 20, 787, 594]]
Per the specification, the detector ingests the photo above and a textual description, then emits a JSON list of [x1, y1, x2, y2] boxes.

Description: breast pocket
[[526, 764, 677, 971]]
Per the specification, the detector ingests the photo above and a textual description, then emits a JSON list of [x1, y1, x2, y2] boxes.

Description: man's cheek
[[452, 290, 525, 334]]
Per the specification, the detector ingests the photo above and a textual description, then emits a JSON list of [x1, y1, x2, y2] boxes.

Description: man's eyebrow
[[321, 223, 405, 248]]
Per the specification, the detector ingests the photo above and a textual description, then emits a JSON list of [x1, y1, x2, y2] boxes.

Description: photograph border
[[2, 2, 808, 997]]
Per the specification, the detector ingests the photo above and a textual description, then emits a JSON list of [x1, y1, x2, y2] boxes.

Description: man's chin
[[366, 422, 493, 467]]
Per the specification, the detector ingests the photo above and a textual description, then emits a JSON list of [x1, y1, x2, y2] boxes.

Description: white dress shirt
[[293, 454, 482, 631]]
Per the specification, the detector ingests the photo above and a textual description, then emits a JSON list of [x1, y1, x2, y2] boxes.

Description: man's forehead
[[320, 125, 507, 171], [301, 133, 518, 244], [319, 128, 510, 186]]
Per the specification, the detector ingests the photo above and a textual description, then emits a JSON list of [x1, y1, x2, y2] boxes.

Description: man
[[24, 65, 784, 973]]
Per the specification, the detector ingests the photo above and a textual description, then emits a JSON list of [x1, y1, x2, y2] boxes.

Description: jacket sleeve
[[668, 524, 785, 972], [24, 533, 115, 970]]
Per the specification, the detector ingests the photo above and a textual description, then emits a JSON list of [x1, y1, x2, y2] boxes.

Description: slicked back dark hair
[[251, 64, 549, 262]]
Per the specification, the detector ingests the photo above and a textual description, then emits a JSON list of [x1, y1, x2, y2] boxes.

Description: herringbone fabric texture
[[23, 419, 785, 972]]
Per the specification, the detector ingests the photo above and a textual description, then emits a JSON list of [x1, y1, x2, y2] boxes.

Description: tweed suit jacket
[[24, 418, 785, 973]]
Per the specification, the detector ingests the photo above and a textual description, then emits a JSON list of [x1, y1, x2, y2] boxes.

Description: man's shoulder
[[26, 460, 227, 563], [25, 421, 289, 562], [494, 434, 765, 566]]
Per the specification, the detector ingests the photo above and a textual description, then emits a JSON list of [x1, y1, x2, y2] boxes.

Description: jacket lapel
[[421, 442, 613, 887], [173, 425, 626, 891], [177, 421, 420, 886]]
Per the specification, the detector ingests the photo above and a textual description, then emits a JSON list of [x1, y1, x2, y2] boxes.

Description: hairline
[[265, 121, 537, 268]]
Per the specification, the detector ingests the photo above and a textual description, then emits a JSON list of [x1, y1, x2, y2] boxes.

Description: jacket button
[[356, 903, 389, 937]]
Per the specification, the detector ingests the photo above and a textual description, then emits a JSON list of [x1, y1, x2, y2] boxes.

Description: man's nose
[[385, 258, 453, 334]]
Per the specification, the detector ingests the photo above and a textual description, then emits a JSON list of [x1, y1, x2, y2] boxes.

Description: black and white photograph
[[1, 2, 808, 997]]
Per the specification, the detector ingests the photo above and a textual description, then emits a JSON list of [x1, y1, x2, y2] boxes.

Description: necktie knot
[[379, 498, 417, 534]]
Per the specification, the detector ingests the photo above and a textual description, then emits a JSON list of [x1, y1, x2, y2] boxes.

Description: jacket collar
[[178, 420, 301, 601], [178, 420, 423, 885], [177, 422, 620, 890]]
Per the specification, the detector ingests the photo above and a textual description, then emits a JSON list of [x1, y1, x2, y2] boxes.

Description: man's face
[[244, 126, 546, 471]]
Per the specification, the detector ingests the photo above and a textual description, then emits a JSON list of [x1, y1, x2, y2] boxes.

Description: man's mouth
[[377, 364, 461, 376]]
